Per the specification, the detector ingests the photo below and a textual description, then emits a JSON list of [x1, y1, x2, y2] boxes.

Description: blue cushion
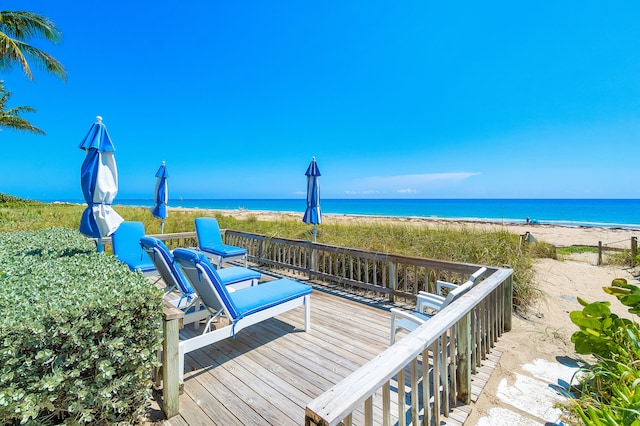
[[217, 266, 261, 285], [231, 279, 312, 317], [117, 253, 156, 273], [195, 217, 224, 247], [201, 244, 246, 258], [113, 222, 156, 272]]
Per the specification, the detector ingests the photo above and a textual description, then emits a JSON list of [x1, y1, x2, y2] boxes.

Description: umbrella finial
[[96, 116, 103, 123], [161, 160, 166, 166]]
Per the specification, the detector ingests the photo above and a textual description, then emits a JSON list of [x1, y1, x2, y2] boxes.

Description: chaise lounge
[[195, 217, 248, 268], [172, 248, 312, 382]]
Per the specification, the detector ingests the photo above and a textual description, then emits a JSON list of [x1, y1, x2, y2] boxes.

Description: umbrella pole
[[160, 221, 165, 234], [97, 236, 104, 253], [313, 224, 317, 242]]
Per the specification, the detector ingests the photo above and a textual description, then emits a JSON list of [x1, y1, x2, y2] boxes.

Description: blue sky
[[2, 1, 640, 201]]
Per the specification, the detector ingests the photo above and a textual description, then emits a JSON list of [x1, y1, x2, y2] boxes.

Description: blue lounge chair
[[140, 236, 261, 311], [195, 217, 247, 267], [173, 248, 312, 382], [111, 221, 157, 277]]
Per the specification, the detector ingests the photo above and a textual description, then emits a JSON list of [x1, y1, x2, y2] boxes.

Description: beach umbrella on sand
[[302, 156, 322, 241], [151, 161, 169, 233], [79, 116, 124, 252]]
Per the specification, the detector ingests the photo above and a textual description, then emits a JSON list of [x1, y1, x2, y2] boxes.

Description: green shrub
[[0, 228, 163, 425], [568, 279, 640, 425]]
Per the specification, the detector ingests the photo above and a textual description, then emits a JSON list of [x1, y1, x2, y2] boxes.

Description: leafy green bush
[[0, 192, 40, 206], [0, 228, 163, 425], [568, 279, 640, 426]]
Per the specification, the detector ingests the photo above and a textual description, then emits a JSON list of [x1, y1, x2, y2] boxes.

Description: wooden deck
[[154, 282, 501, 426]]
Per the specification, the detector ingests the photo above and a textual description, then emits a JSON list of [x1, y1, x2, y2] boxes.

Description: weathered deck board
[[159, 286, 502, 425]]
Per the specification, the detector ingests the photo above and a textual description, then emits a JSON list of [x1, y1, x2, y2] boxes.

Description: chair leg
[[390, 313, 398, 345], [304, 295, 311, 332]]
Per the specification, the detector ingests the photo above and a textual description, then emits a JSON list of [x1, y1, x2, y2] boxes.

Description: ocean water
[[99, 198, 640, 229]]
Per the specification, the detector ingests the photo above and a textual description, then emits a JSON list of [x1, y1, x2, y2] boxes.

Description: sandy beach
[[177, 206, 640, 248], [181, 207, 640, 424]]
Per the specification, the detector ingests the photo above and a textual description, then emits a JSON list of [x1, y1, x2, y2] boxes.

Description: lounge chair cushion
[[232, 279, 312, 318], [217, 266, 261, 286], [112, 222, 156, 274], [200, 244, 247, 258]]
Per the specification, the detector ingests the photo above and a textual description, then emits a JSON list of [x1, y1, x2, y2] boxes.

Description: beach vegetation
[[0, 196, 539, 307], [605, 250, 637, 267], [556, 245, 598, 255], [0, 228, 163, 424], [529, 240, 557, 259], [567, 278, 640, 425]]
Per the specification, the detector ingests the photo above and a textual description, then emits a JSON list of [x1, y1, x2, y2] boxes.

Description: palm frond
[[0, 33, 33, 79], [14, 40, 66, 81], [0, 82, 45, 135], [0, 10, 66, 81], [0, 11, 63, 43]]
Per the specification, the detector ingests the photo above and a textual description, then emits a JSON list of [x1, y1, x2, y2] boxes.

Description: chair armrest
[[390, 308, 427, 325], [417, 293, 446, 313], [436, 280, 457, 295]]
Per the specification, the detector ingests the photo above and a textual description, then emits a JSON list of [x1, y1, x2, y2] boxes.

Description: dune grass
[[0, 195, 539, 307]]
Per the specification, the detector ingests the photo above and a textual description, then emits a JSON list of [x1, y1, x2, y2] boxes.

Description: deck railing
[[97, 230, 512, 422], [304, 268, 512, 426], [225, 230, 491, 302]]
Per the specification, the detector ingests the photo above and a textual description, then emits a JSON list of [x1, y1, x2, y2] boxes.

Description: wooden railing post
[[388, 261, 397, 302], [631, 237, 638, 267], [162, 303, 184, 419], [598, 241, 603, 266], [456, 311, 472, 404], [503, 272, 513, 331]]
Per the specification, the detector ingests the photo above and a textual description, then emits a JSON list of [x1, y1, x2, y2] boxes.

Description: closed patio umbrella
[[79, 116, 124, 252], [302, 156, 322, 241], [151, 161, 169, 233]]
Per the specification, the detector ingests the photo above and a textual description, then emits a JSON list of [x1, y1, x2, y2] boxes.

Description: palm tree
[[0, 81, 44, 134], [0, 10, 66, 81]]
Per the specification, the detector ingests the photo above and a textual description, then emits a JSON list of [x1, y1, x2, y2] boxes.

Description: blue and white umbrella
[[79, 116, 124, 252], [151, 161, 169, 234], [302, 156, 322, 241]]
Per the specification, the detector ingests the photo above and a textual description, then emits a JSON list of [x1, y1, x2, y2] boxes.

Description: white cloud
[[344, 172, 480, 196], [344, 189, 380, 195]]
